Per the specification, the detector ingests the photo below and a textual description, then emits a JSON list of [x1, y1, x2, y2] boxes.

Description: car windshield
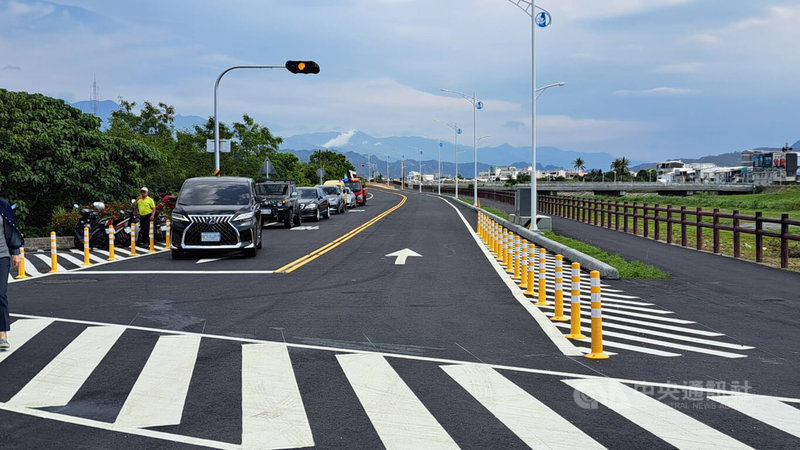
[[322, 186, 339, 195], [344, 181, 362, 191], [256, 184, 287, 195], [178, 181, 251, 206], [298, 189, 317, 200]]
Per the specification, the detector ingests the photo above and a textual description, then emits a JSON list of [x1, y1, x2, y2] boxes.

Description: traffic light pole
[[213, 61, 318, 175]]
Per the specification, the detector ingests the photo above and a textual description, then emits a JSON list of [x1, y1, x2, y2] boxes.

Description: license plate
[[201, 232, 220, 242], [261, 208, 272, 215]]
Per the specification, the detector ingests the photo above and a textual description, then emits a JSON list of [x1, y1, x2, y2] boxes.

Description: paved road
[[0, 187, 798, 448]]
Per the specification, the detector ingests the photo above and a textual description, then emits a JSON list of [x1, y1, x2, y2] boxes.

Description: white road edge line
[[435, 197, 582, 357], [9, 313, 799, 403]]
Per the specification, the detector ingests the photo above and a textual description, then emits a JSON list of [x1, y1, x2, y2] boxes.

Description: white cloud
[[322, 130, 357, 148], [653, 62, 705, 74], [615, 87, 700, 96]]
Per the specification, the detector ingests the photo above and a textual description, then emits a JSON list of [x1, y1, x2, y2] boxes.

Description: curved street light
[[440, 88, 483, 205], [434, 119, 462, 199], [506, 0, 553, 230]]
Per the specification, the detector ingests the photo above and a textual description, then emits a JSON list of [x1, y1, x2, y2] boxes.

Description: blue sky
[[1, 0, 798, 162]]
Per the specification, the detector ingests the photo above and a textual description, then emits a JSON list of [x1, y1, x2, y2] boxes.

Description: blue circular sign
[[457, 128, 462, 134], [536, 11, 551, 27], [476, 101, 484, 110]]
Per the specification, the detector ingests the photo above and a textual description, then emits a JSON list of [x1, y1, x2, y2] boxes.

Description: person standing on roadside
[[134, 187, 156, 246], [0, 194, 24, 350]]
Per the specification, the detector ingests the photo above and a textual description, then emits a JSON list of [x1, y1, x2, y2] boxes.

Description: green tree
[[573, 157, 585, 172], [305, 150, 355, 184], [0, 90, 160, 231], [611, 157, 631, 181]]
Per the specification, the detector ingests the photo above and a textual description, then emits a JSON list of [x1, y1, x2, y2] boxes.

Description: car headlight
[[172, 213, 189, 222], [233, 211, 255, 221], [305, 203, 318, 210]]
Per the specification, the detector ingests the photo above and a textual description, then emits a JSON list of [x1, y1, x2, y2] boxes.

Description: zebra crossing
[[1, 315, 797, 449], [492, 249, 756, 358], [8, 245, 169, 283]]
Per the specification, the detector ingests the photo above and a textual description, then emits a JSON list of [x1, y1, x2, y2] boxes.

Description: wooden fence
[[540, 195, 800, 269]]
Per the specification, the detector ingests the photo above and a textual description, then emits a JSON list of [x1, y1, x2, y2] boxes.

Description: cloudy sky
[[1, 0, 798, 162]]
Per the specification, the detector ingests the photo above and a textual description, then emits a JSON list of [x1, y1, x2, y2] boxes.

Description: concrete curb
[[449, 197, 621, 280]]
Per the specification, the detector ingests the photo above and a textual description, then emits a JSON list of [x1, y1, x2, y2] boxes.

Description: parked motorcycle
[[73, 202, 111, 249]]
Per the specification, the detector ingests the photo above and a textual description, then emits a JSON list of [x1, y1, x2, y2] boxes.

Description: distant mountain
[[279, 130, 635, 177], [70, 100, 205, 131]]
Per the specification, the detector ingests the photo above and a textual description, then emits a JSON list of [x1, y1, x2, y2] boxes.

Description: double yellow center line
[[274, 191, 407, 273]]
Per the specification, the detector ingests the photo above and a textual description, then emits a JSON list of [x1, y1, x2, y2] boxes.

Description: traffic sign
[[476, 101, 484, 110], [536, 11, 551, 27], [206, 139, 231, 153]]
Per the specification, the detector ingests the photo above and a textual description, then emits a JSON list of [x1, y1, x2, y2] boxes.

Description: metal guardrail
[[535, 182, 756, 194]]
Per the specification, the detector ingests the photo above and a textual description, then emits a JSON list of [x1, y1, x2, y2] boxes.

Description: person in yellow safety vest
[[134, 187, 156, 246]]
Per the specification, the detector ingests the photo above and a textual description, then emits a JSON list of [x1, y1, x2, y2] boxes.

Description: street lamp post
[[418, 149, 423, 193], [437, 140, 442, 195], [213, 61, 318, 175], [505, 0, 556, 230], [434, 120, 462, 199], [440, 89, 483, 205]]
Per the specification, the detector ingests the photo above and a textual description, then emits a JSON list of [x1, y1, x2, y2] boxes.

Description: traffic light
[[285, 60, 320, 74]]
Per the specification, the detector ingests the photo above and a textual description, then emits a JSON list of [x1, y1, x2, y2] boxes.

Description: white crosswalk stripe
[[0, 318, 794, 448], [564, 379, 754, 449], [486, 244, 755, 358]]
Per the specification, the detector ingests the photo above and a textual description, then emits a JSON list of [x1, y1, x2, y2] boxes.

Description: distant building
[[741, 148, 798, 185]]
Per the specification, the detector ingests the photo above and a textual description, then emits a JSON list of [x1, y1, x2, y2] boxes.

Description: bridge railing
[[540, 195, 800, 269]]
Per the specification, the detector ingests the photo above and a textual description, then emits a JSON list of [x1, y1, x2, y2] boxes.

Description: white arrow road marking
[[385, 248, 422, 265], [291, 226, 319, 231]]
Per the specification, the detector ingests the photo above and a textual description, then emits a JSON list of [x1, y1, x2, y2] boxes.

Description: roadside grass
[[542, 231, 669, 279]]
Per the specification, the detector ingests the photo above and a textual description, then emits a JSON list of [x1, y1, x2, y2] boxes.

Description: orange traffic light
[[285, 60, 320, 74]]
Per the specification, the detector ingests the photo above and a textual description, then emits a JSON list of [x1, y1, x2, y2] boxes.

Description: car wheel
[[324, 207, 331, 219], [293, 209, 302, 226], [256, 222, 263, 249], [314, 209, 320, 222], [283, 211, 292, 228]]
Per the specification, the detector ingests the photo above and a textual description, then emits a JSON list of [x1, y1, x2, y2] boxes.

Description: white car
[[344, 187, 357, 209]]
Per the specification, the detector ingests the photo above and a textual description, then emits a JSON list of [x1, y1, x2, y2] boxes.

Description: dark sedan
[[297, 187, 330, 222]]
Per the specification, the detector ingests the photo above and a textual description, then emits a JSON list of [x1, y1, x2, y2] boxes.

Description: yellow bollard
[[536, 248, 548, 306], [492, 224, 500, 257], [107, 224, 116, 261], [551, 255, 568, 321], [149, 219, 155, 253], [519, 243, 528, 287], [566, 262, 587, 339], [512, 237, 522, 280], [504, 232, 514, 270], [524, 244, 536, 296], [585, 271, 610, 359], [83, 226, 91, 266], [49, 231, 58, 273], [130, 222, 137, 256], [165, 220, 171, 248], [15, 247, 28, 279]]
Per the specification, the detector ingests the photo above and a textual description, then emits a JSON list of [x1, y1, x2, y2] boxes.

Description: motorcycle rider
[[134, 187, 155, 246]]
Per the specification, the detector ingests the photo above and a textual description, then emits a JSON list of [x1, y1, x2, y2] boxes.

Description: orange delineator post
[[49, 231, 58, 273], [165, 220, 171, 249], [504, 233, 514, 271], [566, 262, 587, 339], [15, 247, 28, 279], [536, 248, 548, 306], [107, 225, 116, 261], [551, 255, 568, 321], [512, 237, 522, 278], [585, 270, 610, 359], [149, 219, 155, 253], [130, 222, 137, 256], [519, 240, 528, 287], [524, 244, 536, 296], [83, 226, 91, 266]]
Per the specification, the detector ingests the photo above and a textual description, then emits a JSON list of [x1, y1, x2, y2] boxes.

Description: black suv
[[170, 176, 263, 259], [255, 179, 302, 228]]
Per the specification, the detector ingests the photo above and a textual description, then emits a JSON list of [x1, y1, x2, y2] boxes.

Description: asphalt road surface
[[2, 187, 798, 449]]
